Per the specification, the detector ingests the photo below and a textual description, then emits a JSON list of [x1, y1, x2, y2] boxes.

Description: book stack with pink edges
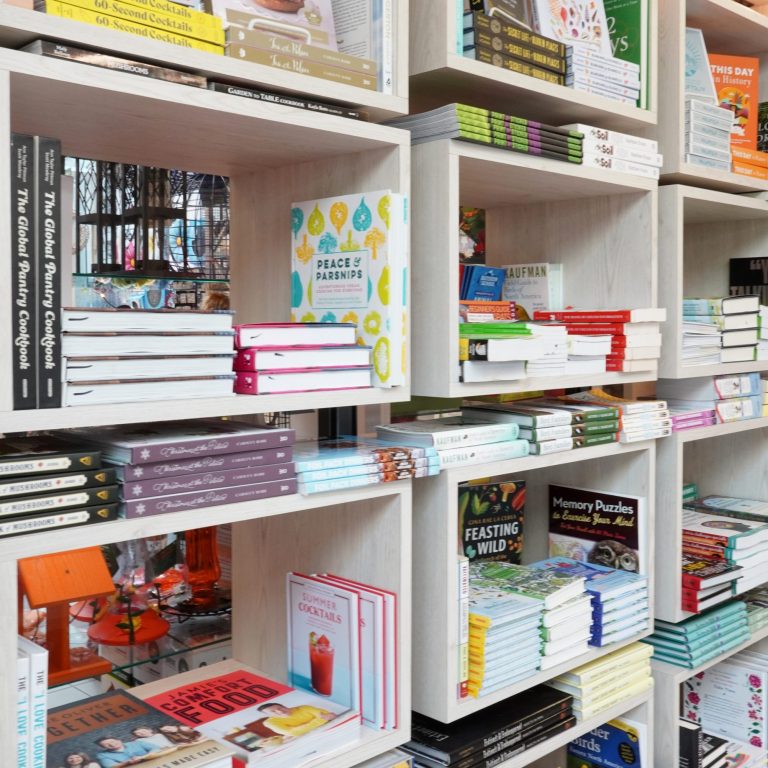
[[59, 418, 297, 518], [233, 322, 372, 395]]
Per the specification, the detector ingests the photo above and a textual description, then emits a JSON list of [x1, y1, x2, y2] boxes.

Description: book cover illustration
[[567, 716, 644, 767], [684, 28, 716, 102], [458, 480, 525, 563], [469, 560, 581, 602], [287, 573, 360, 712], [145, 668, 357, 764], [458, 207, 485, 264], [730, 257, 768, 306], [291, 190, 407, 388], [603, 0, 646, 107], [548, 484, 645, 574], [532, 0, 612, 55], [709, 54, 759, 148], [501, 263, 563, 320], [46, 689, 234, 767]]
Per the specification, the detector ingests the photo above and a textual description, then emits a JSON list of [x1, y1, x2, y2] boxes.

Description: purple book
[[113, 447, 293, 482], [121, 477, 298, 518], [63, 419, 295, 464], [122, 462, 295, 499]]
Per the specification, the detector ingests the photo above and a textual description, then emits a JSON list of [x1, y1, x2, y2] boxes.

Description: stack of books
[[531, 558, 649, 648], [684, 482, 699, 504], [357, 752, 414, 768], [681, 295, 760, 366], [233, 323, 372, 395], [462, 10, 567, 88], [463, 398, 620, 456], [375, 415, 530, 470], [292, 438, 440, 495], [0, 436, 118, 539], [405, 687, 575, 767], [756, 306, 768, 361], [562, 389, 672, 442], [561, 124, 663, 180], [386, 104, 584, 165], [459, 321, 569, 382], [731, 147, 768, 182], [681, 555, 743, 614], [547, 642, 654, 721], [660, 373, 763, 429], [533, 308, 664, 374], [683, 497, 768, 595], [679, 721, 728, 768], [564, 49, 641, 107], [61, 308, 236, 406], [467, 561, 545, 697], [459, 298, 517, 324], [644, 602, 750, 667], [16, 636, 48, 768], [61, 419, 297, 518], [685, 99, 733, 172], [35, 0, 224, 54], [739, 586, 768, 634]]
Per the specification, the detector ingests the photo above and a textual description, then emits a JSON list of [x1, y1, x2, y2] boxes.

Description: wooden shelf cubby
[[410, 138, 658, 399]]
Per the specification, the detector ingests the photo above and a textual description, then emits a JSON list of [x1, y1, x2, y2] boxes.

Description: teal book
[[646, 620, 749, 655], [652, 601, 746, 636]]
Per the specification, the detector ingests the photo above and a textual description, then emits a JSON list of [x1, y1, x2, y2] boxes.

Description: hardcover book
[[685, 495, 768, 523], [459, 480, 525, 563], [46, 689, 236, 767], [730, 256, 768, 306], [709, 54, 759, 149], [291, 190, 407, 388], [376, 416, 519, 449], [567, 716, 645, 767], [548, 484, 647, 574], [530, 0, 612, 55], [0, 436, 100, 479], [292, 437, 437, 472], [682, 509, 768, 550], [500, 262, 563, 319], [530, 557, 647, 603]]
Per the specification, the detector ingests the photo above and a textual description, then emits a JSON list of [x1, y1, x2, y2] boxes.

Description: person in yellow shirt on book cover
[[257, 702, 337, 738]]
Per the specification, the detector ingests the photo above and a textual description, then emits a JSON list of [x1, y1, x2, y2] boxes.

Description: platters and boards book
[[291, 190, 407, 388]]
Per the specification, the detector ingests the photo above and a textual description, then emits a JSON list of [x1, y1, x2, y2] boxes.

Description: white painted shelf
[[410, 138, 659, 399], [0, 5, 409, 121], [412, 440, 656, 723], [408, 3, 657, 132]]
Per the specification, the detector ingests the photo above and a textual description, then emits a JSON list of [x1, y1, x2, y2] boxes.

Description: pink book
[[235, 367, 372, 395]]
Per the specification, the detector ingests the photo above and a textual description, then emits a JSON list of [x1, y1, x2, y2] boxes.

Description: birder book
[[291, 190, 407, 388]]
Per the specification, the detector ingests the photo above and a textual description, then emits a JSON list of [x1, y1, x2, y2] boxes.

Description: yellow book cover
[[554, 642, 652, 684], [89, 0, 221, 27], [574, 676, 654, 719], [40, 0, 224, 51], [42, 0, 224, 42]]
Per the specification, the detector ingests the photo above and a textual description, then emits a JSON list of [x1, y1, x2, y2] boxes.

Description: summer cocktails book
[[291, 190, 407, 388]]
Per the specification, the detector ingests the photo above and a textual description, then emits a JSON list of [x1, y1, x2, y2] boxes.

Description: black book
[[34, 135, 62, 408], [0, 503, 119, 539], [701, 733, 728, 768], [679, 719, 702, 768], [0, 467, 117, 500], [0, 484, 119, 518], [10, 133, 36, 409], [408, 686, 572, 764], [729, 256, 768, 306], [0, 436, 101, 478]]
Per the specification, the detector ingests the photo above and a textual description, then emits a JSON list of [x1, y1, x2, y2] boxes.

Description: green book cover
[[459, 322, 533, 337], [602, 0, 647, 108]]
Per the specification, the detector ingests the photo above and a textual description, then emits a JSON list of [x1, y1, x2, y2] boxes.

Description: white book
[[564, 358, 607, 374], [16, 649, 29, 768], [500, 263, 563, 320], [63, 375, 236, 406], [62, 332, 235, 357], [566, 63, 641, 88], [579, 141, 663, 167], [562, 49, 640, 73], [235, 323, 357, 348], [560, 124, 657, 152], [542, 631, 591, 656], [568, 335, 612, 355], [571, 84, 637, 105], [17, 636, 47, 768], [61, 307, 234, 332], [376, 415, 520, 448], [539, 642, 590, 670], [608, 359, 658, 373], [612, 346, 661, 360], [581, 154, 661, 179], [469, 336, 556, 362], [684, 28, 717, 102], [235, 345, 370, 371], [435, 439, 530, 469], [65, 354, 235, 381], [460, 360, 526, 383], [720, 346, 757, 363], [236, 367, 372, 395], [722, 329, 759, 347]]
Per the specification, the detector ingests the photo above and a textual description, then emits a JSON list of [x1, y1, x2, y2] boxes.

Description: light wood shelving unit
[[408, 2, 657, 132], [410, 138, 658, 399], [0, 11, 415, 764], [656, 0, 768, 192]]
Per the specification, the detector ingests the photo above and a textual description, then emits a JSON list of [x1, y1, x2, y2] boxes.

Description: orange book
[[732, 160, 768, 180], [731, 146, 768, 168], [709, 54, 760, 149]]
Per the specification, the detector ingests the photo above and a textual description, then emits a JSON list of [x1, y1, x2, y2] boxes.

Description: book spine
[[24, 643, 47, 768], [10, 134, 37, 410], [0, 467, 116, 498], [483, 718, 576, 767], [466, 11, 566, 56], [581, 154, 661, 178], [574, 432, 618, 447], [209, 81, 360, 117], [122, 462, 295, 497], [529, 437, 574, 454], [33, 137, 61, 409], [39, 2, 223, 53], [458, 554, 469, 699], [437, 440, 530, 468], [97, 0, 221, 26], [40, 0, 224, 42], [564, 124, 656, 151], [0, 504, 112, 538], [0, 449, 102, 479], [0, 485, 119, 517], [469, 36, 566, 73], [581, 140, 662, 166], [380, 0, 394, 94], [469, 47, 565, 85], [16, 654, 29, 768], [425, 423, 519, 449], [122, 477, 297, 517], [226, 47, 377, 90], [33, 39, 208, 86], [297, 456, 437, 482]]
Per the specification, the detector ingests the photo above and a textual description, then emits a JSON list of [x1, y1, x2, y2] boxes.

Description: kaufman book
[[46, 689, 236, 767], [10, 133, 36, 410], [291, 189, 407, 388], [500, 262, 563, 320], [548, 484, 647, 574], [376, 416, 519, 449], [459, 480, 525, 564], [143, 664, 359, 765]]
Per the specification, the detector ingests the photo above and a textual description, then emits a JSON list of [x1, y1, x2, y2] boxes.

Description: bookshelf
[[410, 138, 658, 398], [408, 2, 658, 132], [0, 4, 409, 122], [656, 0, 768, 192], [412, 440, 656, 723], [657, 184, 768, 379], [652, 632, 768, 765]]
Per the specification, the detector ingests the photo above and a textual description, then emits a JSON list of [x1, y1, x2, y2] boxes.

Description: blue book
[[292, 437, 439, 472], [568, 717, 645, 768], [528, 557, 647, 602], [461, 265, 506, 301], [645, 620, 749, 655], [682, 296, 760, 315]]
